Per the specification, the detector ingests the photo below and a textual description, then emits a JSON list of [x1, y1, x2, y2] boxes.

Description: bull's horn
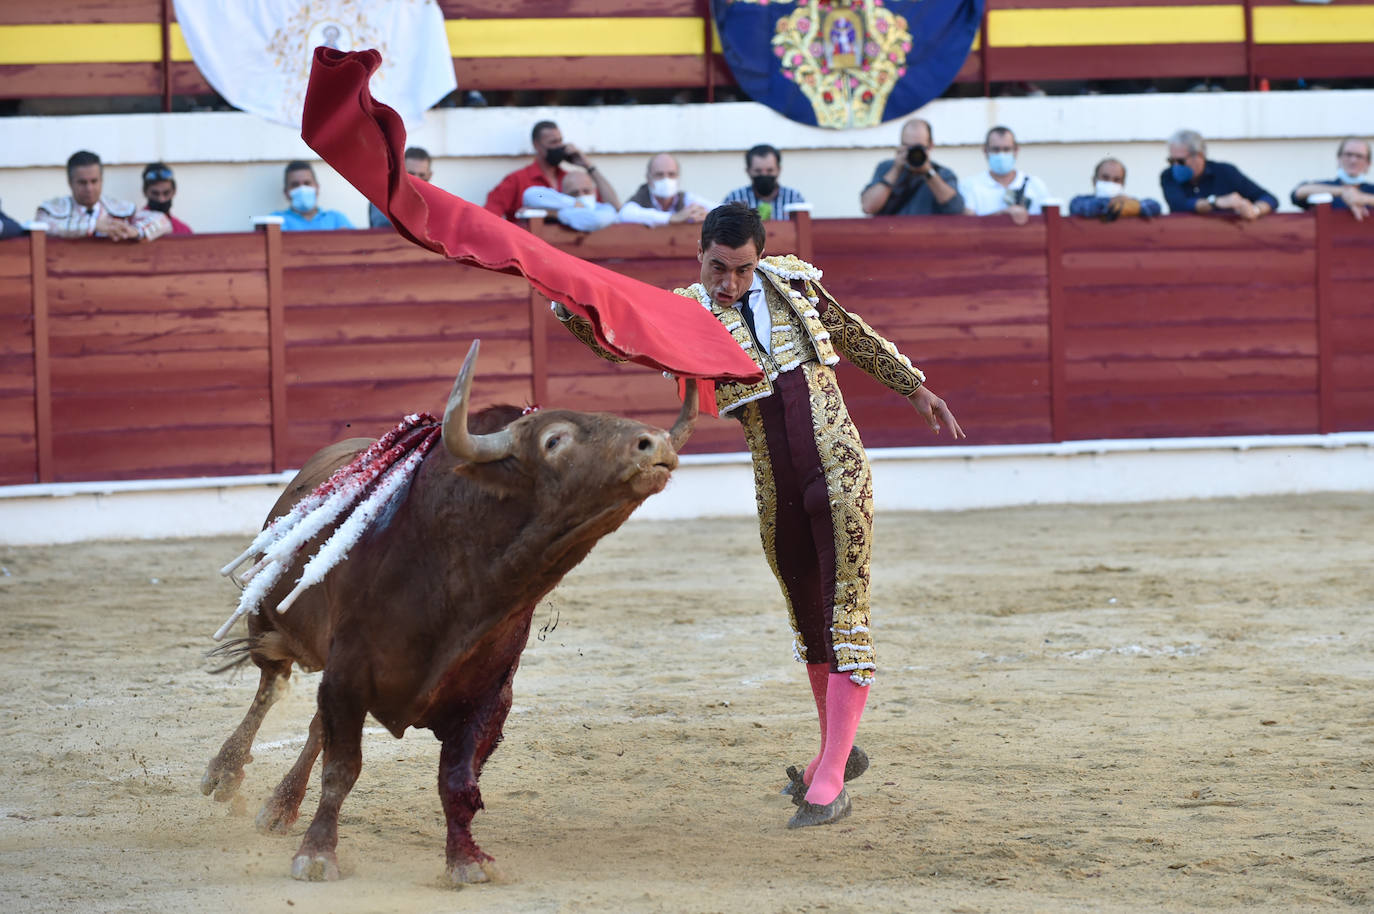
[[669, 379, 699, 451], [442, 340, 515, 463]]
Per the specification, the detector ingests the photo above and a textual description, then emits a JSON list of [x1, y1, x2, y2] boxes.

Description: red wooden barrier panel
[[0, 239, 36, 485], [1053, 214, 1319, 440], [1, 209, 1370, 485]]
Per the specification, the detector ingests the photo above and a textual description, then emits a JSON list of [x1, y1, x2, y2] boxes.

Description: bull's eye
[[544, 434, 561, 451]]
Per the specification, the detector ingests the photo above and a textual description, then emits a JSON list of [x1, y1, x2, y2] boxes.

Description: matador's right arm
[[551, 302, 627, 363]]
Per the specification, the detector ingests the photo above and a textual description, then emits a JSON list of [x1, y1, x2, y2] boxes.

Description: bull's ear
[[442, 340, 514, 463]]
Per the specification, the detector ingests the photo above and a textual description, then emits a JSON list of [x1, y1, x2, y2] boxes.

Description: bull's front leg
[[291, 673, 367, 881], [257, 710, 323, 835], [437, 669, 516, 886], [202, 660, 291, 801]]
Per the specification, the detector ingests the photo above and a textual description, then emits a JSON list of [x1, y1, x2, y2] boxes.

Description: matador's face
[[698, 240, 761, 307]]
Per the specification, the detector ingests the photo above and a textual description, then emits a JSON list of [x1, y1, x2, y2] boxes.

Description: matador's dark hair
[[701, 202, 765, 255], [67, 150, 101, 178]]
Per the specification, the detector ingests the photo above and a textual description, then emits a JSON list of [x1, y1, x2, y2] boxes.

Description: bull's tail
[[204, 637, 255, 675]]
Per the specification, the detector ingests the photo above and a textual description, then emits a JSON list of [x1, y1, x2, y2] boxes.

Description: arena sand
[[0, 493, 1370, 913]]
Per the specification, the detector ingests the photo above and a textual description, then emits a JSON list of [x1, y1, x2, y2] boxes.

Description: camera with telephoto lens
[[905, 145, 928, 169]]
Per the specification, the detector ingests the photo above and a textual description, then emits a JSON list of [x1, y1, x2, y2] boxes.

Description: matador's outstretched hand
[[908, 386, 965, 439]]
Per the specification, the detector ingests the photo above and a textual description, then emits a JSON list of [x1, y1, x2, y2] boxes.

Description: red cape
[[301, 48, 760, 395]]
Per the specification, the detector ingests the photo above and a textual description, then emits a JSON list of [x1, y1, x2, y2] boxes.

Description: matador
[[557, 203, 964, 827]]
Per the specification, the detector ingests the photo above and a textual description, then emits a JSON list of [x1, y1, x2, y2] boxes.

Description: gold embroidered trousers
[[738, 361, 876, 685]]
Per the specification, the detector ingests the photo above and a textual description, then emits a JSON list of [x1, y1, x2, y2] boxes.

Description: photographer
[[861, 119, 964, 216], [484, 120, 621, 222]]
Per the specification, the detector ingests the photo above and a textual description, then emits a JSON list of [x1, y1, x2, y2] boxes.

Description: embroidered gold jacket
[[556, 254, 926, 416]]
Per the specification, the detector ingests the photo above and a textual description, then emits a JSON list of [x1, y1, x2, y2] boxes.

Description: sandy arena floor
[[0, 493, 1371, 913]]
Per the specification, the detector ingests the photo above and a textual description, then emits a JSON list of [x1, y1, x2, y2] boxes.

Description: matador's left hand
[[908, 386, 965, 439]]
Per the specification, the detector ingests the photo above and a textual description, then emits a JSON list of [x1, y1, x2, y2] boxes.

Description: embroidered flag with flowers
[[712, 0, 982, 129]]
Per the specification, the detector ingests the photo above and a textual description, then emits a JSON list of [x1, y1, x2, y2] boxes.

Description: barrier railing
[[1, 207, 1370, 485], [2, 0, 1371, 104]]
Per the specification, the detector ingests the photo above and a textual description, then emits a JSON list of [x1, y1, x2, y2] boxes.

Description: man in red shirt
[[483, 120, 620, 221], [141, 162, 193, 235]]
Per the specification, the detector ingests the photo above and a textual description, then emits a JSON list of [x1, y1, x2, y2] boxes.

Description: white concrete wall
[[2, 434, 1370, 546], [2, 90, 1369, 234]]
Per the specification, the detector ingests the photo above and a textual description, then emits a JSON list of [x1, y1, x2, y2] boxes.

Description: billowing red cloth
[[301, 48, 760, 393]]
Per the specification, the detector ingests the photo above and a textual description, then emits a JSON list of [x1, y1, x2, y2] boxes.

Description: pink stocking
[[803, 673, 869, 806], [802, 663, 829, 784]]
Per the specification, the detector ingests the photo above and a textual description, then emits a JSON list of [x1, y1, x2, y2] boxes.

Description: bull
[[201, 340, 696, 884]]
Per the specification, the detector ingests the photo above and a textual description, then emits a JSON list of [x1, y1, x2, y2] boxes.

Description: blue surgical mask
[[1170, 163, 1194, 184], [987, 152, 1016, 176], [289, 185, 317, 213], [1337, 169, 1364, 185]]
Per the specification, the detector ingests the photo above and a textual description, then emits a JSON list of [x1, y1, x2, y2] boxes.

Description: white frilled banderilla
[[213, 413, 444, 641]]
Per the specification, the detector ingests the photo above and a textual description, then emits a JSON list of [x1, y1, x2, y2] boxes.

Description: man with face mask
[[1068, 158, 1162, 222], [1159, 129, 1277, 220], [552, 202, 963, 830], [270, 161, 354, 231], [484, 120, 621, 222], [722, 144, 807, 222], [141, 162, 193, 234], [618, 153, 716, 227], [520, 169, 619, 233], [963, 126, 1053, 225], [1291, 137, 1374, 222]]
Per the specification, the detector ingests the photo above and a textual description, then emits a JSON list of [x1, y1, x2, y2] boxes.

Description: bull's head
[[440, 340, 697, 500]]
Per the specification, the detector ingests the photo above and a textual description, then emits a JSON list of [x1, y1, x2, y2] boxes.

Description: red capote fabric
[[301, 48, 759, 403]]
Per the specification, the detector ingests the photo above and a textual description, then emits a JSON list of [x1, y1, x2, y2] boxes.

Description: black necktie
[[737, 290, 757, 338]]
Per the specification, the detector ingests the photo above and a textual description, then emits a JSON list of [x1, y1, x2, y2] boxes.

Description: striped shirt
[[721, 184, 808, 221], [34, 195, 171, 241]]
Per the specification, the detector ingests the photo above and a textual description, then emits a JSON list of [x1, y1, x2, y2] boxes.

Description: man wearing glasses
[[1291, 137, 1374, 222], [141, 163, 193, 235], [1160, 129, 1278, 221], [962, 126, 1052, 226]]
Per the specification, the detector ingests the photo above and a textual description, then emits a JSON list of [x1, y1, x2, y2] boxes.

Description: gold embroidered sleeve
[[819, 301, 926, 396], [559, 313, 626, 364]]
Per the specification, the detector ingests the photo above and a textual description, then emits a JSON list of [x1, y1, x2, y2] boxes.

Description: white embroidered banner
[[173, 0, 456, 130]]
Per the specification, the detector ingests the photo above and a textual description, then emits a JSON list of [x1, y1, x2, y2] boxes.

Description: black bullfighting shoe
[[780, 745, 870, 806], [786, 787, 852, 829]]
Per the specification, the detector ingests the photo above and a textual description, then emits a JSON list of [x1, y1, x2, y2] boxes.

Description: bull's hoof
[[291, 851, 341, 882], [786, 788, 851, 829], [200, 760, 245, 802], [255, 799, 299, 835], [780, 745, 869, 806], [446, 859, 497, 886]]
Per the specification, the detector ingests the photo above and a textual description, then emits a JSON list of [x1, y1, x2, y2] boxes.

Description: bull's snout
[[634, 430, 679, 471]]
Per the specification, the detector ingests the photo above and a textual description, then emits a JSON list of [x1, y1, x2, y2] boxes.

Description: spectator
[[34, 150, 171, 242], [1160, 129, 1277, 220], [860, 118, 964, 216], [1069, 158, 1162, 221], [369, 146, 433, 229], [618, 153, 715, 227], [723, 144, 806, 221], [271, 161, 354, 231], [0, 201, 22, 239], [1291, 136, 1374, 222], [484, 121, 620, 221], [521, 170, 618, 233], [962, 127, 1052, 225], [141, 162, 193, 234]]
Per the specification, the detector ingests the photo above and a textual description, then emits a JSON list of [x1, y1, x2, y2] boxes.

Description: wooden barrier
[[3, 0, 1372, 104], [1, 208, 1371, 486]]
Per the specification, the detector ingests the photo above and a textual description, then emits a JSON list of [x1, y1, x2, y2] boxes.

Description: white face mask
[[650, 177, 679, 199], [1337, 169, 1365, 185], [575, 193, 598, 209], [1095, 180, 1124, 198]]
